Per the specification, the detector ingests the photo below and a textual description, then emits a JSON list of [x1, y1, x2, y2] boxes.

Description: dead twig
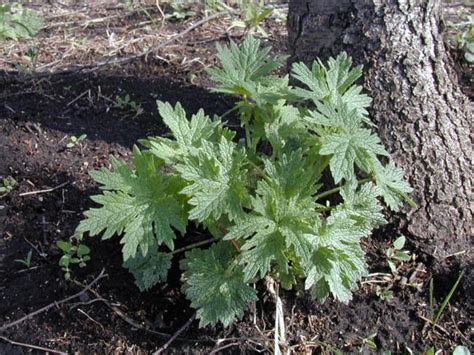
[[212, 337, 268, 354], [210, 342, 240, 354], [0, 335, 67, 354], [77, 308, 105, 330], [90, 11, 228, 69], [19, 181, 70, 197], [68, 297, 106, 310], [418, 314, 451, 336], [153, 313, 196, 354], [0, 269, 106, 332], [23, 236, 48, 259]]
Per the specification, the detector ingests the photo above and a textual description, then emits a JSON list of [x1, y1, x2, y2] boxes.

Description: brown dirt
[[0, 2, 472, 354]]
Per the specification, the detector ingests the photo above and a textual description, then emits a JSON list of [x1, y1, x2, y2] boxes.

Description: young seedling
[[0, 176, 17, 195], [67, 134, 87, 149], [75, 36, 414, 327], [228, 0, 273, 37], [428, 270, 464, 325], [385, 235, 411, 273], [14, 250, 33, 269], [358, 332, 377, 352], [376, 285, 394, 302], [165, 3, 196, 21], [114, 94, 143, 118], [15, 46, 40, 74], [448, 15, 474, 63], [57, 240, 91, 280], [0, 4, 44, 41]]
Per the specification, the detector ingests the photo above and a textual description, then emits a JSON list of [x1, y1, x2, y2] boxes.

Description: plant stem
[[314, 177, 372, 201], [248, 159, 265, 177], [245, 125, 252, 149], [171, 238, 216, 255], [247, 159, 273, 185]]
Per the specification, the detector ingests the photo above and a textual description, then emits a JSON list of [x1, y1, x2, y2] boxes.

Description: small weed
[[15, 46, 39, 73], [358, 332, 377, 352], [428, 270, 464, 325], [121, 0, 135, 12], [376, 285, 394, 302], [229, 0, 273, 37], [67, 134, 87, 149], [448, 15, 474, 63], [0, 3, 44, 41], [385, 235, 411, 273], [114, 94, 143, 118], [57, 240, 91, 280], [0, 176, 17, 195], [14, 250, 33, 268], [165, 3, 196, 21]]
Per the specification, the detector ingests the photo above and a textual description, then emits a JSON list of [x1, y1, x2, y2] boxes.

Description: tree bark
[[288, 0, 472, 258]]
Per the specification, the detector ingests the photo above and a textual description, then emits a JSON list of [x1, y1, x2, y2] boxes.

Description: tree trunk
[[288, 0, 472, 258]]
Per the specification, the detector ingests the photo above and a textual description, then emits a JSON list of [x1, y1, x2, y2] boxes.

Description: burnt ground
[[0, 2, 473, 354]]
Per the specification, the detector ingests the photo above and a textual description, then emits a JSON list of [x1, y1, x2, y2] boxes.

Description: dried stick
[[19, 181, 70, 197], [15, 11, 228, 80], [0, 269, 106, 332], [153, 313, 196, 354], [90, 11, 227, 69], [0, 335, 67, 354], [418, 314, 451, 336], [210, 342, 240, 354]]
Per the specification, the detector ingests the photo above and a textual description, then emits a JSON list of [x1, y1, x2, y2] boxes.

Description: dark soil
[[0, 4, 472, 353]]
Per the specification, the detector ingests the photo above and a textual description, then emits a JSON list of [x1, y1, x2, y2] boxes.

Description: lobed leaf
[[181, 242, 257, 327], [176, 137, 249, 223], [76, 147, 187, 260], [124, 251, 172, 291]]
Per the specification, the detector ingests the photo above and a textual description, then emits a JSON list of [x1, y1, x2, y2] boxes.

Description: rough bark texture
[[288, 0, 472, 258]]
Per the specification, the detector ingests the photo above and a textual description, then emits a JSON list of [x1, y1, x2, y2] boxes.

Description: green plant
[[114, 94, 143, 118], [57, 240, 91, 279], [205, 0, 226, 14], [14, 250, 33, 268], [121, 0, 135, 12], [229, 0, 273, 37], [449, 15, 474, 63], [359, 332, 377, 352], [385, 235, 410, 273], [0, 4, 43, 41], [0, 176, 17, 195], [75, 36, 413, 327], [375, 285, 394, 302], [428, 270, 464, 326], [165, 3, 196, 21], [15, 46, 40, 73], [67, 134, 87, 149]]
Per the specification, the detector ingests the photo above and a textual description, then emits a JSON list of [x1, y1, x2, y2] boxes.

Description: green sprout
[[57, 240, 91, 280], [114, 94, 143, 118], [67, 134, 87, 149], [14, 250, 33, 269], [0, 176, 17, 195], [385, 235, 411, 273]]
